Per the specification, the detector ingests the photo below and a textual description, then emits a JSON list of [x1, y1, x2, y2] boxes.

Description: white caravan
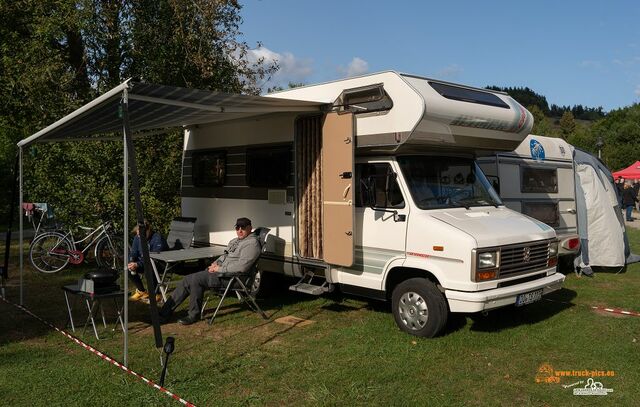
[[477, 135, 581, 260], [181, 72, 564, 337]]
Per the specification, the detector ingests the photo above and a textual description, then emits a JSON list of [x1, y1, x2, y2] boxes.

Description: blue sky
[[239, 1, 640, 111]]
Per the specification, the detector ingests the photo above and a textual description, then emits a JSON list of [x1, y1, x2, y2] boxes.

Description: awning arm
[[17, 79, 132, 148]]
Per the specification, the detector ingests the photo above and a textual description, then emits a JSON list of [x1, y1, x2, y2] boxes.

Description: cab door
[[322, 112, 355, 267]]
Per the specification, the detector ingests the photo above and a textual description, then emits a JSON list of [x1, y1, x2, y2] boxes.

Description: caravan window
[[521, 167, 558, 193], [429, 82, 509, 109], [246, 146, 291, 188], [355, 163, 405, 208], [522, 202, 559, 227], [192, 150, 226, 187]]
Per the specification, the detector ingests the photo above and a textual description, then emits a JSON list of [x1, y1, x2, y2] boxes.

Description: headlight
[[549, 241, 559, 257], [478, 251, 499, 269]]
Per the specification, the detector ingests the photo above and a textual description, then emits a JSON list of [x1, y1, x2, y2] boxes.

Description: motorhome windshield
[[397, 156, 502, 210]]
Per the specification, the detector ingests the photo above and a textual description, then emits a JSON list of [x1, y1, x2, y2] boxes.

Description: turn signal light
[[476, 270, 497, 281], [548, 257, 558, 267]]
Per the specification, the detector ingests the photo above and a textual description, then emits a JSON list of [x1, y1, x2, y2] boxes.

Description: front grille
[[499, 239, 551, 278]]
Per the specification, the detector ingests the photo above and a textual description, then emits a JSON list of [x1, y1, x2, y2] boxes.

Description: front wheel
[[391, 278, 448, 338], [29, 232, 73, 273], [95, 235, 125, 269]]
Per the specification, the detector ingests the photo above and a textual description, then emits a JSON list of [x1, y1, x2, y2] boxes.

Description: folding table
[[62, 284, 125, 340], [150, 246, 226, 301]]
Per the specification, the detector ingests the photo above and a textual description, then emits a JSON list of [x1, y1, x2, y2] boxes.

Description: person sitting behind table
[[159, 217, 261, 325], [128, 220, 168, 302]]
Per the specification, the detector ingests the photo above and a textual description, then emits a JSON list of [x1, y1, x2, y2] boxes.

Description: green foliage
[[558, 111, 576, 139], [588, 104, 640, 171], [528, 105, 555, 137], [0, 0, 276, 232], [486, 85, 550, 114]]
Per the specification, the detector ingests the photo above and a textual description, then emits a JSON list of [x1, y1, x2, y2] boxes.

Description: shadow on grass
[[467, 288, 577, 333]]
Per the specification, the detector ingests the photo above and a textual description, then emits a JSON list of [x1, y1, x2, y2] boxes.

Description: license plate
[[515, 289, 543, 306]]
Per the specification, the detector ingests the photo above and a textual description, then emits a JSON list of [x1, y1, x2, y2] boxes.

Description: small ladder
[[289, 268, 334, 296]]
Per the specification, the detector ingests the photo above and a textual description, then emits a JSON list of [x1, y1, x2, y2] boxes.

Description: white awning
[[18, 79, 324, 147]]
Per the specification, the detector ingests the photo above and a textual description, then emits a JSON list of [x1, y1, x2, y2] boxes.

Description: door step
[[289, 271, 333, 296]]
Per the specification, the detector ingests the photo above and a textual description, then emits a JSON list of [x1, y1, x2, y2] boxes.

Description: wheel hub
[[398, 291, 429, 330]]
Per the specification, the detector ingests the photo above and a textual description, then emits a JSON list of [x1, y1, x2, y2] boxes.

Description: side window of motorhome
[[192, 150, 226, 187], [246, 146, 291, 188], [355, 163, 405, 208], [520, 167, 558, 193]]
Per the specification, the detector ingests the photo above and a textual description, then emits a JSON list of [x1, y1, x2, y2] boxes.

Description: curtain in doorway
[[295, 115, 323, 259]]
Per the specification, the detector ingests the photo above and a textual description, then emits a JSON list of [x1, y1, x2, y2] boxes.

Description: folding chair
[[166, 217, 197, 250], [202, 227, 270, 325], [151, 217, 197, 300]]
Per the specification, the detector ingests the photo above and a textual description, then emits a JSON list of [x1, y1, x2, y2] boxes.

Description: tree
[[0, 0, 277, 231], [528, 105, 554, 137], [559, 111, 576, 139]]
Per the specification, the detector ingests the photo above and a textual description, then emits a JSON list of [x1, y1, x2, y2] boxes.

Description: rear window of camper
[[522, 202, 559, 227], [192, 150, 226, 187], [246, 146, 291, 188], [429, 82, 509, 109], [520, 167, 558, 193]]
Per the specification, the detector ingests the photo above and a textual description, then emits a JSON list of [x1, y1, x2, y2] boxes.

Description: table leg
[[64, 291, 76, 332], [99, 302, 107, 328], [113, 298, 125, 332], [83, 298, 100, 340]]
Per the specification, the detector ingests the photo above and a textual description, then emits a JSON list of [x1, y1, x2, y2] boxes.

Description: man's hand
[[207, 262, 220, 273], [127, 262, 138, 272]]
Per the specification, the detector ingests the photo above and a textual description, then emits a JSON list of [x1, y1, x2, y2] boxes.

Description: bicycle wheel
[[29, 232, 73, 273], [95, 235, 125, 269]]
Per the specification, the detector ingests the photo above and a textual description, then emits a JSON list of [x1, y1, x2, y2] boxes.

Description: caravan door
[[322, 112, 355, 266]]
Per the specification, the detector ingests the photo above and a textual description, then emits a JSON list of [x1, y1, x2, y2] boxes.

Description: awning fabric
[[18, 79, 324, 147]]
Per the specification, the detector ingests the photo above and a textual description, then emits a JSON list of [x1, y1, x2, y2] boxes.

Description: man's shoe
[[129, 289, 148, 301], [178, 315, 199, 325]]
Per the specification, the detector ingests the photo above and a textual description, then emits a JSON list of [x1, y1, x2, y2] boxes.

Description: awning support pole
[[123, 105, 130, 367], [19, 147, 23, 305], [121, 87, 163, 348]]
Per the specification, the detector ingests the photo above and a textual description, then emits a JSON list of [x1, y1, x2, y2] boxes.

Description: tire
[[391, 277, 448, 338], [95, 235, 125, 269], [250, 269, 274, 298], [29, 232, 73, 274]]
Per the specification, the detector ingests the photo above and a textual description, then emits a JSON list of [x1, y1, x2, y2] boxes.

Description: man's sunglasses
[[235, 225, 249, 230]]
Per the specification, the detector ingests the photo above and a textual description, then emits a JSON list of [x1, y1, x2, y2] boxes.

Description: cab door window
[[355, 163, 405, 208]]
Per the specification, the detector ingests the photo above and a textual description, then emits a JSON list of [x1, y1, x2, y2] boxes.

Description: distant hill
[[485, 86, 606, 121]]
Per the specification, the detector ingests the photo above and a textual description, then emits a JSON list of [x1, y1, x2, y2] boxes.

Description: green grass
[[2, 230, 640, 406]]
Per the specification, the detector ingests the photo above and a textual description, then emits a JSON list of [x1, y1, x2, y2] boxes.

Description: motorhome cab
[[181, 72, 564, 337], [477, 135, 581, 261]]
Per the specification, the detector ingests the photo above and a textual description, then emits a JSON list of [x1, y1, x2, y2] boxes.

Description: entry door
[[322, 112, 355, 266]]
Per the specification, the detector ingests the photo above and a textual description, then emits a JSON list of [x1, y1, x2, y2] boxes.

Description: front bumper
[[445, 270, 565, 313]]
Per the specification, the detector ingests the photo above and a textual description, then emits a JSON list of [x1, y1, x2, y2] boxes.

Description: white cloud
[[338, 57, 370, 78], [436, 64, 463, 79], [247, 46, 313, 89]]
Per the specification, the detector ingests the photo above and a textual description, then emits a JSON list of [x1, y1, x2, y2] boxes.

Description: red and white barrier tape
[[591, 306, 640, 317], [0, 296, 196, 407]]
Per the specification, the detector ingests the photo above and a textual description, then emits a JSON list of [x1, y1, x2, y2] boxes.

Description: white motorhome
[[477, 135, 581, 260], [181, 72, 564, 337]]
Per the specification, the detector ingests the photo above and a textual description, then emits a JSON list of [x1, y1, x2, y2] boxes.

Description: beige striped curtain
[[295, 115, 323, 259]]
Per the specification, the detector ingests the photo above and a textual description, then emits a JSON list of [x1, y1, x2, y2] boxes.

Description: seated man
[[159, 217, 261, 325]]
